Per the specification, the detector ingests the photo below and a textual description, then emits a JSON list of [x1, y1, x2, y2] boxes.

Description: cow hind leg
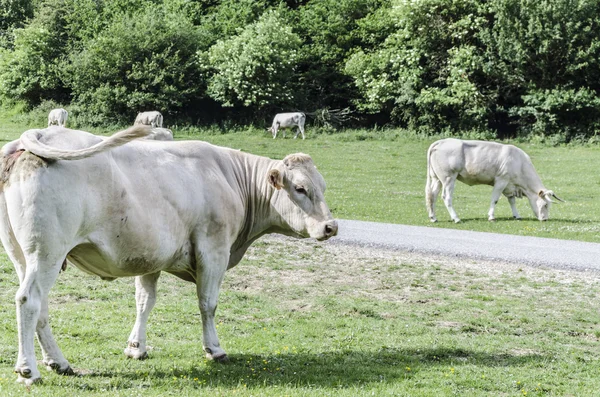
[[426, 175, 442, 222], [440, 176, 460, 223], [38, 297, 73, 375], [14, 255, 66, 385], [124, 272, 161, 360], [195, 245, 229, 361]]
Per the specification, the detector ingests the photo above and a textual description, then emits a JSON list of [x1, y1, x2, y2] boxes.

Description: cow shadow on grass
[[75, 346, 545, 390]]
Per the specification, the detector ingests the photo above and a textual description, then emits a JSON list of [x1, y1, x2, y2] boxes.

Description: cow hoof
[[488, 217, 496, 222], [514, 216, 522, 220], [44, 361, 74, 375], [16, 375, 42, 386], [453, 219, 461, 224], [429, 217, 437, 223], [206, 352, 229, 363], [15, 367, 42, 385], [124, 347, 148, 360]]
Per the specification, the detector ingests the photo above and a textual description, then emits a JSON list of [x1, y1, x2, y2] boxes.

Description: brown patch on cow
[[0, 150, 48, 189]]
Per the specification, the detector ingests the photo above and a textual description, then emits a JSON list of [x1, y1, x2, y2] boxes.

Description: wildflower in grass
[[405, 366, 411, 372]]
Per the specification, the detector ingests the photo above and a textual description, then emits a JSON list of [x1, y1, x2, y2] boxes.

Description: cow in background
[[426, 138, 563, 223], [47, 108, 68, 127], [134, 111, 163, 128], [145, 127, 173, 141], [269, 112, 306, 140]]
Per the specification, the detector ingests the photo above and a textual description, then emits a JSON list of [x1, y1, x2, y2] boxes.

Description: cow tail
[[20, 125, 151, 161], [425, 142, 437, 215]]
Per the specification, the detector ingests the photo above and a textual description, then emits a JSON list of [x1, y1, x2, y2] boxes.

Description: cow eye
[[295, 186, 307, 194]]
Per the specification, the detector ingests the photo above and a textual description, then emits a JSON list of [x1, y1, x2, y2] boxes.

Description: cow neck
[[521, 164, 546, 196], [231, 152, 281, 248]]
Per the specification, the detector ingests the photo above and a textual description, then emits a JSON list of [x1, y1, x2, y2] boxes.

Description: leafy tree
[[0, 0, 72, 105], [294, 0, 386, 111], [205, 10, 302, 109], [65, 5, 205, 124], [0, 0, 35, 48], [345, 0, 490, 132]]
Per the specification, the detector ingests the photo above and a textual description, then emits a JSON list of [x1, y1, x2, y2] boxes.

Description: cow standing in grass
[[269, 112, 306, 140], [426, 138, 562, 223], [134, 111, 163, 128], [0, 126, 338, 385], [47, 108, 68, 127]]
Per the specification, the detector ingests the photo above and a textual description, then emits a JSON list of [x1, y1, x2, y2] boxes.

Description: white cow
[[426, 138, 562, 223], [145, 127, 173, 141], [0, 126, 338, 385], [269, 112, 306, 140], [134, 111, 163, 128], [47, 108, 68, 127]]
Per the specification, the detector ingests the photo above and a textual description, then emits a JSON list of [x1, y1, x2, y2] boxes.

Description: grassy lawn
[[2, 120, 600, 242], [1, 236, 600, 396], [1, 119, 600, 395]]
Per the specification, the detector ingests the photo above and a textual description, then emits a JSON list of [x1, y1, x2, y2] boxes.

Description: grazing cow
[[47, 108, 68, 127], [134, 111, 163, 128], [145, 127, 174, 141], [0, 126, 338, 385], [269, 112, 306, 140], [426, 138, 562, 223]]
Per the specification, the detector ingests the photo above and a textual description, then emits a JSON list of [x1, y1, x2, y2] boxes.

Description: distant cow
[[47, 108, 68, 127], [145, 127, 173, 141], [426, 138, 562, 223], [134, 111, 163, 128], [269, 112, 306, 140]]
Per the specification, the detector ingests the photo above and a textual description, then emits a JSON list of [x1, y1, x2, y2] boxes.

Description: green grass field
[[1, 119, 600, 395]]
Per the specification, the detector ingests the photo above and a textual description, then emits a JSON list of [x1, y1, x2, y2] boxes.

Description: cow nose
[[324, 220, 338, 238]]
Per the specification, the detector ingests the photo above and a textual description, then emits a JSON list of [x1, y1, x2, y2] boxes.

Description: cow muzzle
[[317, 220, 338, 241]]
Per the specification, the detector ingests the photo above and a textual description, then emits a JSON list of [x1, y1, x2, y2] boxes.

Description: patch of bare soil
[[225, 235, 600, 303]]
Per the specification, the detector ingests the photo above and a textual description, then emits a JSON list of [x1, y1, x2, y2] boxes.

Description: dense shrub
[[2, 0, 600, 139], [205, 10, 302, 109], [65, 6, 205, 125]]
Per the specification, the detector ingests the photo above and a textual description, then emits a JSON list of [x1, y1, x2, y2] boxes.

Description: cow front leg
[[125, 272, 161, 360], [196, 249, 228, 361], [507, 196, 521, 219], [14, 256, 64, 385], [488, 181, 508, 221]]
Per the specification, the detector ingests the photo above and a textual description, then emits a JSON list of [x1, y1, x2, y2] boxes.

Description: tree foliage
[[2, 0, 600, 139], [205, 10, 301, 109]]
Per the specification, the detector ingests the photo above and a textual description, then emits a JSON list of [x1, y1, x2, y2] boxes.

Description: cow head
[[267, 153, 338, 240], [533, 189, 564, 221]]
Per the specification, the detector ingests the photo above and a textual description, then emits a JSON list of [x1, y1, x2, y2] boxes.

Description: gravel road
[[328, 219, 600, 273]]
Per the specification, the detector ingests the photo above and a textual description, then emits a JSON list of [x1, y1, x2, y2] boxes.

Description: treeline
[[2, 0, 600, 140]]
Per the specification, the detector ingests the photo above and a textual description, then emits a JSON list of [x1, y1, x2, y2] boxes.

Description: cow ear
[[268, 169, 284, 190], [538, 190, 545, 198]]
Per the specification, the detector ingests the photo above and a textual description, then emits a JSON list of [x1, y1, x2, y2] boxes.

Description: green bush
[[65, 6, 205, 125], [205, 10, 301, 109]]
